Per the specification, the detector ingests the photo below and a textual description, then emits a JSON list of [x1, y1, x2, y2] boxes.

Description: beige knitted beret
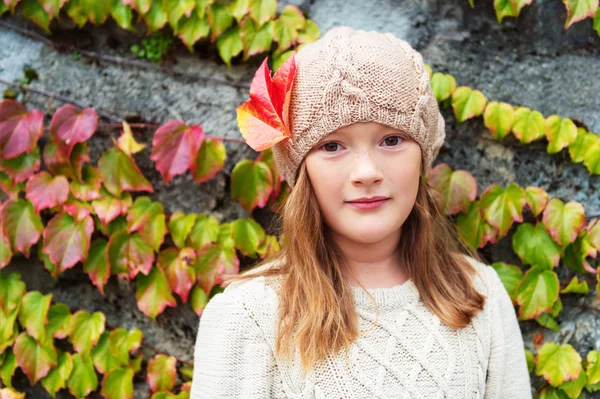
[[270, 26, 446, 188]]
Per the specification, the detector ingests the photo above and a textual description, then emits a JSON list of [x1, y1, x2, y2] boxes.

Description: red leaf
[[0, 100, 44, 160], [25, 171, 69, 214], [49, 105, 98, 158], [150, 121, 204, 184], [235, 53, 297, 151]]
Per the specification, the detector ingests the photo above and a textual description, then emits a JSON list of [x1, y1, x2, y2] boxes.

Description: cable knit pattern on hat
[[190, 255, 533, 398], [271, 26, 446, 188]]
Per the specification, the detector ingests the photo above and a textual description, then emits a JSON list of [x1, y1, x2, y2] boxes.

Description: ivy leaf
[[595, 7, 600, 35], [143, 0, 168, 33], [230, 0, 249, 22], [494, 0, 519, 23], [92, 187, 133, 226], [524, 186, 549, 217], [428, 163, 477, 215], [164, 0, 196, 31], [216, 25, 243, 66], [512, 106, 546, 144], [587, 350, 600, 385], [0, 171, 25, 201], [146, 354, 177, 392], [4, 0, 21, 14], [108, 328, 143, 365], [560, 276, 589, 294], [232, 218, 265, 258], [273, 5, 304, 51], [536, 342, 582, 387], [0, 199, 44, 258], [116, 122, 145, 156], [491, 262, 523, 302], [46, 303, 71, 340], [70, 165, 103, 202], [40, 351, 72, 399], [236, 53, 297, 151], [0, 100, 44, 160], [0, 225, 12, 269], [22, 0, 51, 33], [186, 214, 220, 251], [65, 0, 88, 28], [97, 147, 153, 197], [177, 12, 210, 52], [240, 18, 273, 61], [256, 147, 283, 204], [230, 160, 273, 213], [559, 367, 587, 398], [0, 270, 27, 315], [430, 73, 456, 103], [297, 19, 320, 44], [483, 101, 515, 140], [168, 212, 197, 249], [456, 200, 498, 250], [589, 219, 600, 250], [49, 105, 98, 159], [542, 198, 587, 247], [126, 196, 166, 252], [451, 86, 487, 123], [515, 265, 559, 319], [67, 353, 98, 398], [80, 0, 112, 24], [122, 0, 151, 14], [110, 0, 134, 31], [91, 332, 125, 374], [194, 243, 239, 294], [83, 239, 110, 295], [25, 171, 69, 214], [101, 367, 134, 399], [583, 133, 600, 175], [13, 332, 57, 384], [0, 146, 41, 184], [107, 230, 155, 281], [17, 291, 52, 344], [158, 247, 196, 303], [68, 310, 105, 355], [150, 121, 204, 184], [513, 223, 562, 269], [190, 284, 208, 316], [43, 140, 90, 181], [42, 212, 94, 275], [568, 127, 596, 163], [562, 0, 598, 28], [248, 0, 276, 26], [562, 230, 597, 274], [135, 266, 177, 319], [207, 1, 233, 42], [545, 115, 577, 154], [479, 183, 525, 237], [256, 234, 280, 259]]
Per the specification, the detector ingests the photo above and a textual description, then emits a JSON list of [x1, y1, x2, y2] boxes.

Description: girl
[[190, 26, 532, 398]]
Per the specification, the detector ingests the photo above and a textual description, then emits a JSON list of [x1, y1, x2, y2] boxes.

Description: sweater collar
[[350, 278, 420, 309]]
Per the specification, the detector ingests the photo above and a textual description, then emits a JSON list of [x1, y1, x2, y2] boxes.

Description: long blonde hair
[[222, 158, 486, 374]]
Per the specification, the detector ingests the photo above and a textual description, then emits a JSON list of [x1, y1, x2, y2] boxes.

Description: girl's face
[[305, 121, 421, 245]]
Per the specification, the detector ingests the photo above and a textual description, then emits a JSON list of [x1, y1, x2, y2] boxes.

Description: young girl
[[190, 26, 532, 398]]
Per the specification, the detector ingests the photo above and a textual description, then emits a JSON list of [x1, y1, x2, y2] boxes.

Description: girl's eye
[[382, 135, 404, 147], [321, 142, 342, 152], [319, 135, 404, 152]]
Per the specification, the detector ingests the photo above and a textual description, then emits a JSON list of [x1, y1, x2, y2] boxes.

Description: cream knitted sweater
[[190, 256, 533, 398]]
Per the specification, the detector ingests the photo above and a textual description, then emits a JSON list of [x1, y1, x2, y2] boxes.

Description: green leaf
[[490, 262, 523, 302], [297, 19, 319, 44], [67, 353, 98, 398], [13, 332, 57, 384], [594, 7, 600, 35], [143, 0, 168, 33], [0, 199, 43, 258], [207, 1, 234, 42], [108, 328, 143, 365], [240, 18, 273, 61], [83, 239, 110, 295], [146, 354, 176, 392], [68, 310, 105, 355], [479, 183, 525, 237], [107, 230, 155, 281], [536, 342, 582, 387], [535, 311, 561, 332], [272, 5, 304, 51], [494, 0, 518, 23], [232, 218, 265, 258], [168, 212, 197, 249], [92, 187, 133, 226], [91, 332, 124, 374], [428, 163, 477, 215], [229, 0, 249, 22], [190, 284, 208, 316], [158, 247, 196, 303], [568, 127, 596, 163], [111, 0, 135, 31], [230, 159, 273, 214], [559, 367, 587, 398], [39, 0, 69, 18], [542, 198, 586, 247], [451, 86, 487, 123], [177, 12, 211, 51], [46, 303, 71, 340], [456, 200, 498, 250], [248, 0, 276, 26], [0, 225, 13, 269], [186, 214, 220, 251], [545, 115, 578, 154], [483, 101, 515, 140], [191, 137, 226, 183], [430, 73, 456, 103], [17, 291, 52, 344], [164, 0, 196, 31], [0, 348, 18, 388], [586, 350, 600, 385], [194, 243, 239, 294], [515, 265, 559, 320], [126, 196, 166, 252], [560, 276, 589, 294], [524, 186, 549, 217], [22, 0, 51, 33], [216, 25, 243, 66], [101, 367, 134, 399], [40, 351, 73, 398], [562, 0, 598, 28], [512, 106, 546, 144], [97, 148, 153, 197], [135, 266, 177, 319], [583, 133, 600, 175], [513, 223, 562, 269]]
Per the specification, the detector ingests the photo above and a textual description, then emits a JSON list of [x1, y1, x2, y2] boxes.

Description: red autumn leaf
[[157, 247, 196, 303], [194, 243, 239, 294], [92, 187, 133, 226], [0, 100, 44, 160], [236, 53, 297, 151], [49, 105, 98, 158], [0, 146, 41, 184], [25, 171, 69, 214], [106, 230, 154, 281], [150, 121, 204, 184], [42, 212, 94, 275], [0, 199, 44, 258], [43, 140, 90, 181]]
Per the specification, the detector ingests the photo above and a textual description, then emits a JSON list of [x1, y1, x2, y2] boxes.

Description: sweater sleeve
[[189, 289, 278, 399], [484, 269, 533, 399]]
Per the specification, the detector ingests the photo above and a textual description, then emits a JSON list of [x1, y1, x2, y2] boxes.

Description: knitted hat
[[242, 26, 446, 188]]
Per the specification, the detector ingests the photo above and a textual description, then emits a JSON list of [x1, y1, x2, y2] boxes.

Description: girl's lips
[[347, 198, 389, 210]]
